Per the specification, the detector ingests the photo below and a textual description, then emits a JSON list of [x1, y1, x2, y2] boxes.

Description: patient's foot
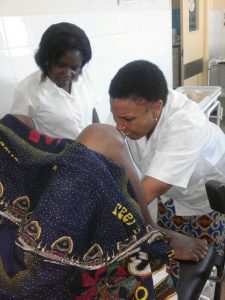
[[166, 229, 208, 262]]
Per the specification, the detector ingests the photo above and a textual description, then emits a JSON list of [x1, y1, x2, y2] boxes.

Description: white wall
[[0, 0, 172, 121], [209, 8, 225, 59]]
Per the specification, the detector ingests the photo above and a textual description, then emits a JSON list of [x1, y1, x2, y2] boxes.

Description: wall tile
[[0, 50, 14, 82], [48, 13, 70, 24], [0, 18, 7, 49], [3, 16, 32, 48], [65, 13, 86, 29], [62, 12, 115, 38], [0, 0, 53, 16], [0, 0, 172, 122], [83, 0, 118, 12], [49, 0, 86, 13], [10, 47, 37, 80], [0, 81, 16, 118], [27, 15, 52, 47]]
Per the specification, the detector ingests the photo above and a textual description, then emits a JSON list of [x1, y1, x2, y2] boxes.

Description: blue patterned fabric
[[0, 115, 177, 299], [157, 197, 225, 253]]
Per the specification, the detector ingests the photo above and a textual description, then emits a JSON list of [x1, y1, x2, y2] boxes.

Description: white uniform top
[[126, 89, 225, 216], [10, 70, 96, 139]]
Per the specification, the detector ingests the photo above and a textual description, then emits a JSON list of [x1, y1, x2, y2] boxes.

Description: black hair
[[109, 60, 168, 104], [35, 22, 92, 77]]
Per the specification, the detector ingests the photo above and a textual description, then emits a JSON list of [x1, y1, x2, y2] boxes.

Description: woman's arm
[[142, 176, 171, 204]]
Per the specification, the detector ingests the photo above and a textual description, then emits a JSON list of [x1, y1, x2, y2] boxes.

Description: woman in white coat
[[11, 22, 99, 139], [109, 59, 225, 257]]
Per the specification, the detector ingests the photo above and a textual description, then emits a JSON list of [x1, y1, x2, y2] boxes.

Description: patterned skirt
[[157, 197, 225, 253]]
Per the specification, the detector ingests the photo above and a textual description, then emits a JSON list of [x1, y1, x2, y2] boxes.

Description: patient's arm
[[13, 115, 34, 129], [77, 124, 208, 262]]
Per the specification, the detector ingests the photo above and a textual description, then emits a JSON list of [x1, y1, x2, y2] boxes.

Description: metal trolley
[[176, 86, 222, 127]]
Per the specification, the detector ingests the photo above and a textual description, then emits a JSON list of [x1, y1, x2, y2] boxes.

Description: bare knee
[[77, 124, 126, 159]]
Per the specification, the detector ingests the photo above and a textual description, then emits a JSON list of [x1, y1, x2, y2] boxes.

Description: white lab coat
[[126, 89, 225, 216], [11, 70, 96, 139]]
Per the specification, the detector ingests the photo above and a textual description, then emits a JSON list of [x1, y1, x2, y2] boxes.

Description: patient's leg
[[77, 124, 151, 223], [77, 124, 208, 262]]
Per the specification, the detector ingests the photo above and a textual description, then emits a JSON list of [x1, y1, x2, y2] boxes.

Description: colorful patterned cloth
[[158, 197, 225, 253], [0, 115, 177, 299]]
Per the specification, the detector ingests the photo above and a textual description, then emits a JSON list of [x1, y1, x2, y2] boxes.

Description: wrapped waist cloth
[[0, 115, 177, 299]]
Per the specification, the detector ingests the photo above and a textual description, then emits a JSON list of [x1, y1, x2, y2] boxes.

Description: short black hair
[[35, 22, 92, 77], [109, 60, 168, 104]]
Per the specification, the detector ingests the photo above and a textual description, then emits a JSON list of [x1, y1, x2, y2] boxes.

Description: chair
[[177, 245, 215, 300]]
